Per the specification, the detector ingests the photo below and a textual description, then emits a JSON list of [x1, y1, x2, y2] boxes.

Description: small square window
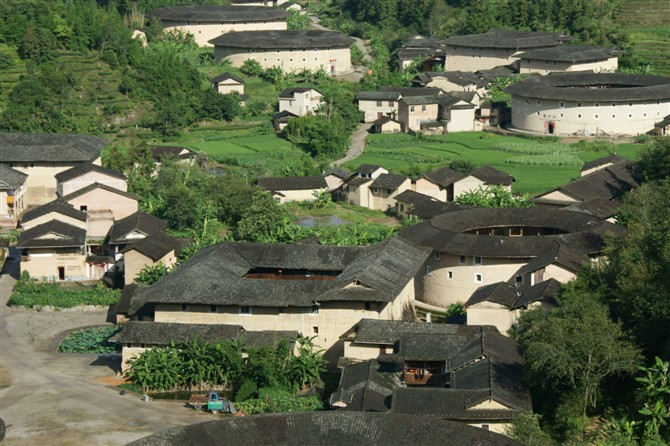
[[181, 304, 188, 312], [612, 114, 616, 119], [629, 103, 632, 107], [310, 305, 319, 315], [426, 265, 432, 276], [577, 103, 582, 107], [595, 103, 600, 107], [595, 114, 599, 119], [560, 113, 564, 118], [209, 305, 217, 313], [80, 205, 88, 212], [433, 251, 440, 260], [365, 302, 372, 310], [376, 101, 383, 107], [421, 105, 427, 112], [537, 100, 541, 105], [239, 306, 252, 315], [475, 273, 483, 283], [140, 343, 146, 348], [473, 256, 482, 265], [578, 114, 582, 119], [559, 102, 564, 108], [312, 326, 319, 335], [629, 114, 632, 118], [388, 101, 393, 107], [515, 275, 523, 284], [410, 106, 415, 113], [448, 271, 453, 280], [612, 103, 616, 107], [482, 424, 490, 431], [459, 255, 466, 264]]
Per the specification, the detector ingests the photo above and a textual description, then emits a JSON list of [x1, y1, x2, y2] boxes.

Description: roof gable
[[55, 163, 125, 184], [61, 182, 139, 202], [0, 133, 107, 163]]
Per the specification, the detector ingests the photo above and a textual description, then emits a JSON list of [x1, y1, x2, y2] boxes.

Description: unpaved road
[[0, 256, 212, 445], [331, 123, 374, 167]]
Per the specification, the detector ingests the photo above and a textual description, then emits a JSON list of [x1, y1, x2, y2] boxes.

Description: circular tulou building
[[128, 412, 522, 445], [399, 207, 623, 307], [505, 72, 670, 136]]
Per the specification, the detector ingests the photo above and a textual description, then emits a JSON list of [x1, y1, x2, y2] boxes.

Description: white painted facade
[[215, 46, 352, 75], [161, 19, 287, 47]]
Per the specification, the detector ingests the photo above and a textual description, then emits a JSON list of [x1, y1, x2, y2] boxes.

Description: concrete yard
[[0, 257, 212, 445]]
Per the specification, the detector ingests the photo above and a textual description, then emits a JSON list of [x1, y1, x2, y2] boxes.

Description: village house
[[367, 174, 412, 212], [333, 319, 531, 434], [356, 87, 442, 123], [411, 71, 487, 96], [210, 30, 354, 75], [322, 168, 351, 192], [210, 72, 245, 95], [518, 45, 620, 74], [372, 116, 402, 134], [17, 220, 87, 282], [465, 278, 561, 334], [398, 96, 440, 133], [506, 72, 670, 136], [151, 146, 197, 167], [279, 1, 303, 12], [61, 183, 139, 239], [21, 200, 87, 232], [0, 134, 108, 206], [438, 95, 480, 132], [654, 114, 670, 135], [399, 207, 623, 308], [146, 5, 288, 47], [278, 87, 323, 116], [113, 321, 298, 370], [343, 164, 388, 208], [273, 110, 299, 131], [118, 238, 430, 366], [534, 158, 642, 206], [397, 34, 446, 70], [256, 176, 329, 204], [414, 165, 514, 202], [0, 164, 27, 227], [106, 211, 168, 260], [394, 190, 440, 219], [55, 163, 127, 198], [121, 232, 180, 286]]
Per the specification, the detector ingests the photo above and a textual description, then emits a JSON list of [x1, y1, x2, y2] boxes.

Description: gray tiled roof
[[470, 166, 515, 186], [409, 201, 471, 220], [380, 87, 443, 98], [329, 359, 398, 412], [61, 182, 139, 202], [425, 71, 487, 88], [513, 278, 560, 309], [394, 190, 438, 206], [351, 319, 480, 345], [445, 28, 571, 49], [369, 174, 408, 190], [278, 87, 320, 98], [209, 30, 355, 49], [400, 207, 624, 258], [422, 166, 465, 187], [0, 134, 107, 163], [356, 164, 385, 175], [356, 91, 402, 101], [581, 155, 628, 172], [563, 198, 621, 220], [121, 232, 179, 261], [21, 200, 87, 225], [519, 44, 621, 63], [108, 212, 167, 245], [257, 175, 327, 191], [128, 412, 522, 446], [17, 220, 86, 249], [0, 164, 27, 189], [210, 72, 245, 84], [505, 72, 670, 101], [128, 237, 431, 315], [151, 146, 195, 160], [465, 278, 560, 309], [111, 321, 297, 349], [513, 241, 586, 275], [54, 163, 125, 184], [346, 176, 372, 187], [146, 5, 288, 22], [116, 284, 138, 314], [400, 95, 439, 105]]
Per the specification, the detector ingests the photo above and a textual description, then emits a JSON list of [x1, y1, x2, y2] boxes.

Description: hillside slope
[[616, 0, 670, 76]]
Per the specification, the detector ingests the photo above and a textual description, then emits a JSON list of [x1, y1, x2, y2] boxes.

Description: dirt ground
[[0, 256, 212, 445]]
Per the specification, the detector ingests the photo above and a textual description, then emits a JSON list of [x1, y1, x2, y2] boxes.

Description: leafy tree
[[234, 191, 287, 242], [455, 185, 533, 208], [284, 115, 349, 158], [448, 159, 475, 173], [639, 137, 670, 181], [200, 89, 242, 121], [311, 190, 333, 209], [287, 10, 311, 30], [505, 413, 556, 446], [636, 357, 670, 441], [136, 263, 170, 285], [288, 336, 328, 390], [241, 59, 263, 77], [513, 291, 642, 418]]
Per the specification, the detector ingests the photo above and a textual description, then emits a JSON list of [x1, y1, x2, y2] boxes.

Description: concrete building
[[335, 320, 532, 434], [210, 72, 245, 95], [55, 163, 126, 198], [518, 45, 620, 74], [116, 238, 430, 366], [256, 176, 329, 204], [0, 164, 27, 227], [400, 207, 623, 308], [356, 87, 442, 123], [506, 72, 670, 136], [146, 5, 288, 47], [398, 96, 440, 133], [443, 29, 571, 72], [61, 183, 139, 240], [0, 134, 107, 206], [17, 220, 87, 281], [343, 164, 388, 209], [121, 232, 179, 286], [210, 30, 354, 75], [278, 87, 323, 116]]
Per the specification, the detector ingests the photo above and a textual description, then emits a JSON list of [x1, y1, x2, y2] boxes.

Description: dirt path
[[331, 123, 373, 167], [0, 260, 212, 445]]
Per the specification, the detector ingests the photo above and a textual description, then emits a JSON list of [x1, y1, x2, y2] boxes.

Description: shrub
[[505, 154, 584, 166], [58, 325, 121, 354], [8, 272, 120, 309], [491, 142, 578, 155], [235, 380, 258, 402], [449, 159, 475, 173], [241, 59, 262, 77], [235, 389, 324, 415]]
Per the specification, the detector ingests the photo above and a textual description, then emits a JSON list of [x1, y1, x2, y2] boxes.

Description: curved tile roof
[[444, 28, 571, 49], [209, 30, 355, 49], [505, 72, 670, 101], [128, 412, 522, 445], [0, 134, 107, 163], [146, 5, 288, 22]]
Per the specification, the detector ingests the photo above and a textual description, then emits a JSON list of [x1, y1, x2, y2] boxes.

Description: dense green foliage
[[136, 263, 170, 285], [455, 185, 533, 208], [126, 335, 327, 401], [58, 326, 121, 354], [9, 272, 120, 309], [235, 388, 324, 415]]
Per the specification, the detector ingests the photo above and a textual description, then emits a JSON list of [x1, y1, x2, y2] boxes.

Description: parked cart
[[188, 391, 235, 414]]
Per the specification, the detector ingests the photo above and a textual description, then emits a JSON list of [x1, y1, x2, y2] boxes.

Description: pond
[[296, 215, 350, 227]]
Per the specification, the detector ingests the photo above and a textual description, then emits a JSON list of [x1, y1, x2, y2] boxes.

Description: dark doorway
[[548, 122, 555, 134], [80, 205, 87, 212], [57, 266, 65, 280], [330, 65, 336, 75]]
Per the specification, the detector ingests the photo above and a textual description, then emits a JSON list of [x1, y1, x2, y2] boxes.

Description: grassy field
[[344, 132, 646, 194], [617, 0, 670, 76]]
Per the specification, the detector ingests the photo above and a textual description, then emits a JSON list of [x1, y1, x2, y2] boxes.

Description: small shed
[[373, 116, 402, 134]]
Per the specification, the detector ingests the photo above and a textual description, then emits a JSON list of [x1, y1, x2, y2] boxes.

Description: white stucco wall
[[279, 90, 323, 116], [215, 46, 352, 75], [358, 99, 398, 123], [58, 171, 127, 197], [162, 20, 287, 47], [519, 56, 618, 74]]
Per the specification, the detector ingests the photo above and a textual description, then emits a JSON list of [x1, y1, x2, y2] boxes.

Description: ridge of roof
[[21, 199, 87, 224], [61, 182, 139, 202], [17, 220, 87, 249], [54, 162, 125, 183]]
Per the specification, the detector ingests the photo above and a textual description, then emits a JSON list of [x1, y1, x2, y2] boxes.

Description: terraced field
[[617, 0, 670, 76], [345, 132, 646, 194]]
